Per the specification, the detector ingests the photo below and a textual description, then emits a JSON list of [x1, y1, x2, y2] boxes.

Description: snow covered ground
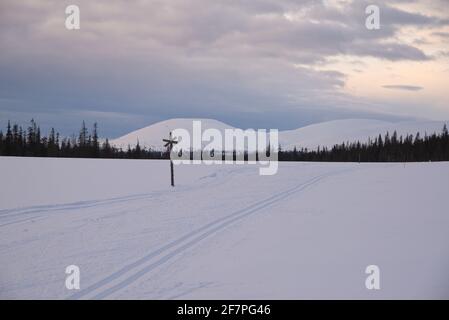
[[1, 157, 448, 299]]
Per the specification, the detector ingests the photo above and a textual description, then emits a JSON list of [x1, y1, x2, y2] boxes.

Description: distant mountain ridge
[[111, 118, 449, 151]]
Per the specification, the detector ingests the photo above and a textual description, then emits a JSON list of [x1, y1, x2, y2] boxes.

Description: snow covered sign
[[163, 132, 178, 187]]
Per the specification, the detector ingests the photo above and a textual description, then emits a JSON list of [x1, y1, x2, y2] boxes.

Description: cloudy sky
[[1, 0, 449, 137]]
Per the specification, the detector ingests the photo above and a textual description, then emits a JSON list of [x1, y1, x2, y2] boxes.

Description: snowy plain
[[0, 156, 449, 299]]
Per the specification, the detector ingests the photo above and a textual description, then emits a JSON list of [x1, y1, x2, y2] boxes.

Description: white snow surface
[[1, 157, 449, 299], [111, 118, 448, 151]]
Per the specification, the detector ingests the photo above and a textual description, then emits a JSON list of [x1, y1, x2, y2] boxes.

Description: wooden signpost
[[163, 132, 178, 187]]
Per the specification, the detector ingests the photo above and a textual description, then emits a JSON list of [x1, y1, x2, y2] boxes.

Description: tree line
[[0, 119, 448, 162], [0, 120, 166, 159], [279, 125, 449, 162]]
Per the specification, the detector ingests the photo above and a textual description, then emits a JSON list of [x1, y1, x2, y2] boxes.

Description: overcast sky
[[1, 0, 449, 137]]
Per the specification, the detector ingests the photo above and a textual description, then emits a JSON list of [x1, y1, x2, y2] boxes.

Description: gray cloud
[[0, 0, 447, 136], [382, 85, 424, 91], [432, 32, 449, 39]]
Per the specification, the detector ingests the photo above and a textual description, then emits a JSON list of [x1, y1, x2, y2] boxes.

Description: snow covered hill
[[111, 118, 448, 151], [279, 119, 449, 150], [111, 118, 235, 150]]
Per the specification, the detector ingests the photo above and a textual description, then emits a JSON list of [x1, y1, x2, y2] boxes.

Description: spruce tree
[[92, 123, 99, 156]]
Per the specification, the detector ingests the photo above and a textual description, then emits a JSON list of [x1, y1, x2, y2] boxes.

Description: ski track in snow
[[68, 167, 350, 299], [0, 166, 247, 228], [0, 193, 158, 224]]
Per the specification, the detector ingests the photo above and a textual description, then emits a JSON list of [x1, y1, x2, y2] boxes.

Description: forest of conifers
[[1, 119, 448, 162]]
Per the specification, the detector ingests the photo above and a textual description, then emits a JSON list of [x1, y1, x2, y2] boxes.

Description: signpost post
[[163, 132, 178, 187]]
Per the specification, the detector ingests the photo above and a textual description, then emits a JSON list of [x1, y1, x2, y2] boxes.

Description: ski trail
[[69, 168, 350, 300], [0, 193, 159, 228], [0, 166, 246, 226], [0, 193, 156, 218]]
